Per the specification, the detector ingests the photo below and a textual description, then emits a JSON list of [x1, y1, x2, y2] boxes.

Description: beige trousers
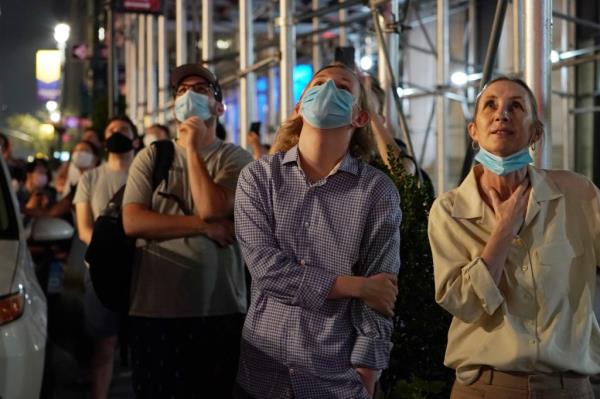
[[450, 368, 594, 399]]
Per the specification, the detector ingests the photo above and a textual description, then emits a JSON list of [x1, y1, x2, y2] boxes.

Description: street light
[[53, 23, 70, 155], [53, 23, 70, 47]]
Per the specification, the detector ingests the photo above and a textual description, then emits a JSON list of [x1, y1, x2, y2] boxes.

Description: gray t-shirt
[[123, 139, 253, 318], [73, 163, 129, 220]]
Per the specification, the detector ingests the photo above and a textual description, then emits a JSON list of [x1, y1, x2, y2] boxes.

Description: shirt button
[[289, 368, 295, 374], [529, 339, 537, 345], [304, 221, 309, 228], [521, 265, 529, 272], [299, 259, 305, 266], [523, 292, 532, 300]]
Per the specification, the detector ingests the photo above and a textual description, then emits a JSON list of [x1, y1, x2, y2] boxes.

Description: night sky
[[0, 0, 69, 126]]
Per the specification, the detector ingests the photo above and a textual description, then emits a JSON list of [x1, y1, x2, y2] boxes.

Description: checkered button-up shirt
[[234, 146, 401, 399]]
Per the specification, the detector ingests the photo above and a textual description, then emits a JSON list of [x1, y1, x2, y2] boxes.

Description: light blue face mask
[[299, 79, 354, 129], [475, 146, 533, 176], [174, 90, 212, 122]]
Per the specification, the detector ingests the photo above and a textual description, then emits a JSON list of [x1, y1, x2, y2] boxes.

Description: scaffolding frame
[[119, 0, 598, 190]]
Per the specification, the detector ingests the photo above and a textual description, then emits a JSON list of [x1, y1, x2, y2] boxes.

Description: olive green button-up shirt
[[429, 165, 600, 384]]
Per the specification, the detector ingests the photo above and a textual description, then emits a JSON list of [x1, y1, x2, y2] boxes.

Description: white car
[[0, 157, 72, 399]]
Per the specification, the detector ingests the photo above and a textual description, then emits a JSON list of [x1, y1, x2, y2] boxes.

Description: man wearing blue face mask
[[122, 64, 253, 398]]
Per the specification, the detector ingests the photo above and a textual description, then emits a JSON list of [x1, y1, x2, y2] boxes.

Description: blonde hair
[[270, 64, 374, 160]]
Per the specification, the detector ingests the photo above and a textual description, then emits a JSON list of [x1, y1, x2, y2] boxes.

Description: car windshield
[[0, 161, 18, 240]]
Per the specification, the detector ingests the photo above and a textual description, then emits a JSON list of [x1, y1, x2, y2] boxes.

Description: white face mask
[[71, 151, 95, 170], [143, 134, 158, 148]]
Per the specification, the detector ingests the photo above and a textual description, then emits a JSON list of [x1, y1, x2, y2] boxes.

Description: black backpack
[[85, 140, 175, 312]]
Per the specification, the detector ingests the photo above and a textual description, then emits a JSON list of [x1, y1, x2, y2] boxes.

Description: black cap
[[170, 63, 223, 102]]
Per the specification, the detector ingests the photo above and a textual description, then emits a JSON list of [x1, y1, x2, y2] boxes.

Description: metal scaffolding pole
[[560, 0, 574, 170], [240, 0, 256, 148], [377, 2, 399, 130], [513, 0, 523, 74], [436, 0, 449, 192], [312, 0, 322, 71], [125, 14, 138, 125], [158, 14, 168, 124], [371, 5, 421, 182], [524, 0, 551, 168], [267, 7, 278, 135], [280, 0, 296, 123], [176, 0, 187, 65], [339, 1, 347, 46], [202, 0, 213, 70], [146, 14, 157, 126], [137, 15, 147, 128]]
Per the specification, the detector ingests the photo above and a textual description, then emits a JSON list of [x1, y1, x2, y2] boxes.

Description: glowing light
[[360, 56, 373, 71], [53, 23, 70, 45], [98, 27, 105, 41], [216, 39, 231, 50], [451, 71, 468, 86], [39, 124, 55, 139], [50, 111, 61, 123], [45, 101, 58, 112], [396, 87, 415, 98]]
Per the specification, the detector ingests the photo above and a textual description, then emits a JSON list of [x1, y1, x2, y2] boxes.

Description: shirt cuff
[[350, 335, 393, 369], [464, 257, 504, 315], [292, 265, 337, 311]]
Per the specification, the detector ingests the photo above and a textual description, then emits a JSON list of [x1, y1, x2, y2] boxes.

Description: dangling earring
[[530, 141, 536, 151], [471, 141, 480, 151]]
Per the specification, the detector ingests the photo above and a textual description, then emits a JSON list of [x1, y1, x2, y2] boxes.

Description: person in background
[[362, 75, 415, 174], [82, 127, 103, 155], [55, 140, 101, 199], [246, 130, 269, 160], [235, 63, 401, 399], [429, 76, 600, 398], [73, 116, 140, 399], [17, 158, 56, 215], [143, 123, 171, 147]]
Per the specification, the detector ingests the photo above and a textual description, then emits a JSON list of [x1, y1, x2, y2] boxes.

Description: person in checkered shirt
[[234, 63, 402, 399]]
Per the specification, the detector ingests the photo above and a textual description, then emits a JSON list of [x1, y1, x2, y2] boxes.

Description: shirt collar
[[451, 164, 563, 220], [282, 145, 360, 176], [451, 165, 484, 219]]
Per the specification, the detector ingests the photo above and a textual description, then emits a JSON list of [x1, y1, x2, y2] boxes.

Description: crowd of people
[[0, 59, 599, 399]]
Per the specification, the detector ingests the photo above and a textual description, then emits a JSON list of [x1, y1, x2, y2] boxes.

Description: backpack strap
[[151, 140, 175, 191], [102, 185, 127, 213]]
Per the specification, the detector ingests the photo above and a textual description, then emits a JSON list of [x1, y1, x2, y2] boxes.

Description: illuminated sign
[[115, 0, 163, 14], [36, 50, 61, 102]]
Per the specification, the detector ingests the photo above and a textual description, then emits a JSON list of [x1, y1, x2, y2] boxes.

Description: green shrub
[[372, 152, 454, 398]]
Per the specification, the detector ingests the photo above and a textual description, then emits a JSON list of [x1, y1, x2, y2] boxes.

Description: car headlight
[[0, 290, 25, 326]]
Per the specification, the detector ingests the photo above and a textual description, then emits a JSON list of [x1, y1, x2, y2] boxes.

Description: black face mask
[[106, 132, 133, 153]]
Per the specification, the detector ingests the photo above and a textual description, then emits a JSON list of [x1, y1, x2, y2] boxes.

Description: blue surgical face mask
[[174, 90, 212, 122], [474, 146, 533, 176], [299, 79, 354, 129]]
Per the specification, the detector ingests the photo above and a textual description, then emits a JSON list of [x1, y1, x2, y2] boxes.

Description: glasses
[[175, 82, 215, 98]]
